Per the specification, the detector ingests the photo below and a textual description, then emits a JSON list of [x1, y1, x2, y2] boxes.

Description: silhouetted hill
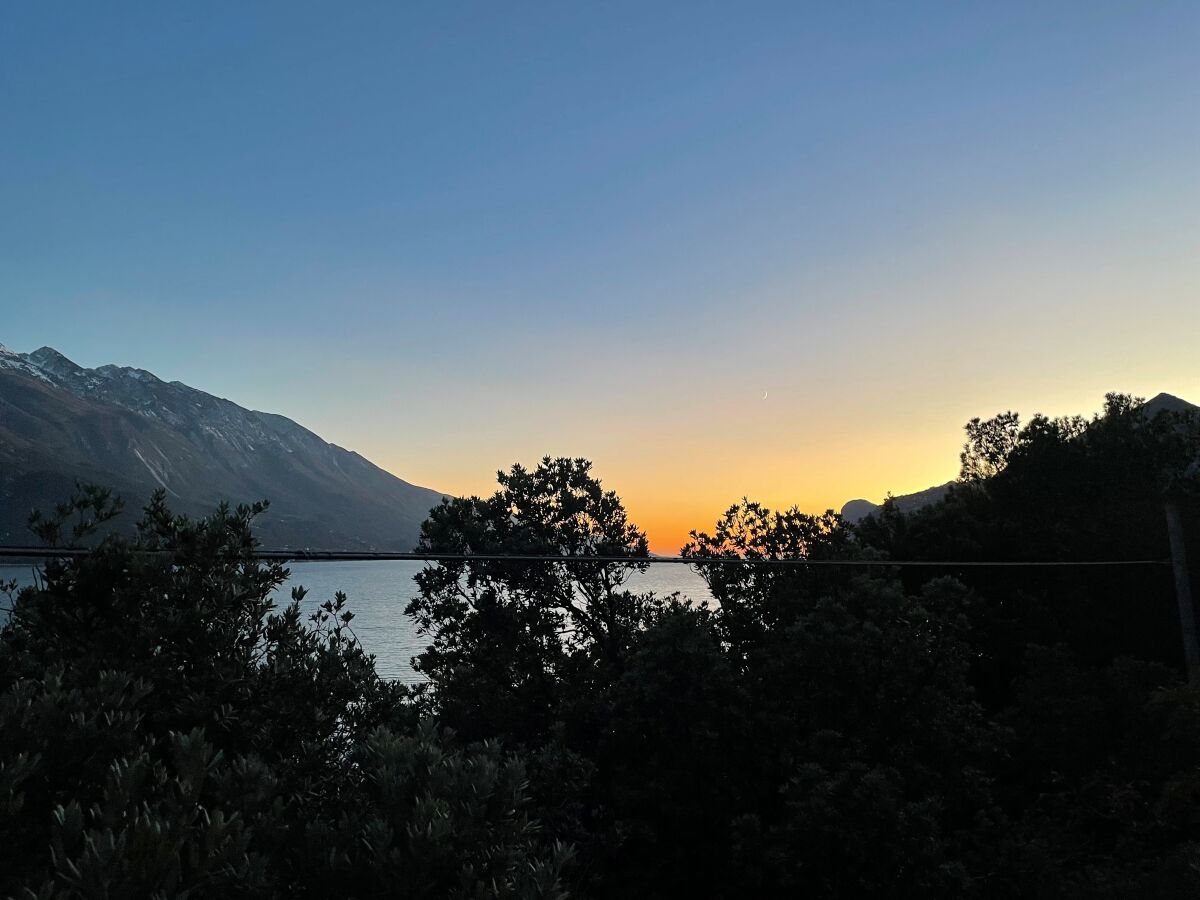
[[840, 393, 1199, 523], [0, 344, 444, 549], [1143, 392, 1200, 418], [840, 483, 955, 524]]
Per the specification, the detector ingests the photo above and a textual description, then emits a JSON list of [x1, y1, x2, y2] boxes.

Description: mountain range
[[839, 392, 1200, 523], [4, 344, 1194, 546], [0, 344, 444, 549]]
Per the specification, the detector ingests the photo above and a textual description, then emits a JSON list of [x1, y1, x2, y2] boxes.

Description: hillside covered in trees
[[2, 393, 1199, 898]]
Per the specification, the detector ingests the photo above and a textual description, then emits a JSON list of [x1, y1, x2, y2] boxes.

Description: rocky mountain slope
[[0, 344, 444, 549]]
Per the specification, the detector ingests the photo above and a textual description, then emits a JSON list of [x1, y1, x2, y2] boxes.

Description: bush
[[0, 488, 570, 899]]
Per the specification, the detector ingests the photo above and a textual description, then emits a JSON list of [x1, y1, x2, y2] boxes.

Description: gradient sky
[[3, 2, 1198, 552]]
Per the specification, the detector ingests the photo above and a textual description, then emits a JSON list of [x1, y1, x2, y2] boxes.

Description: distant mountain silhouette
[[840, 483, 956, 524], [0, 344, 444, 549], [840, 393, 1199, 524], [1142, 392, 1200, 418]]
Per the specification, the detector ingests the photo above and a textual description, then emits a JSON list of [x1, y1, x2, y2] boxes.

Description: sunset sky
[[4, 2, 1198, 552]]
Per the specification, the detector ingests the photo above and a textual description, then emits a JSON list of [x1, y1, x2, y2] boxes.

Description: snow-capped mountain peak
[[0, 342, 445, 549]]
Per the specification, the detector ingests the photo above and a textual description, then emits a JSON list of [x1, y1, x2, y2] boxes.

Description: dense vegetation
[[2, 394, 1199, 897]]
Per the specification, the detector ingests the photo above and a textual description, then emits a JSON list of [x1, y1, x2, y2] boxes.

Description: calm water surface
[[1, 561, 712, 684]]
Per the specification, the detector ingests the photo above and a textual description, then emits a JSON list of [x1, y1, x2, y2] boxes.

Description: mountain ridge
[[839, 393, 1200, 524], [0, 344, 444, 549]]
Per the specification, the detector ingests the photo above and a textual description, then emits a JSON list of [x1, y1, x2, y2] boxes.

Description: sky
[[2, 2, 1198, 552]]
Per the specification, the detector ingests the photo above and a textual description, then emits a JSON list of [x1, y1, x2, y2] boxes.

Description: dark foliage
[[5, 397, 1200, 897], [0, 488, 570, 899], [852, 393, 1200, 895]]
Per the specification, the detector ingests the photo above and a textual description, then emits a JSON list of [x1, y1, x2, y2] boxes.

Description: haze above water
[[1, 561, 712, 683]]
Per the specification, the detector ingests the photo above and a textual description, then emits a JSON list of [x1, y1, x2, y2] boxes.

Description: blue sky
[[3, 2, 1198, 548]]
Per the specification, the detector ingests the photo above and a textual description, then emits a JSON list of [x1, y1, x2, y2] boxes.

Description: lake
[[0, 560, 713, 683]]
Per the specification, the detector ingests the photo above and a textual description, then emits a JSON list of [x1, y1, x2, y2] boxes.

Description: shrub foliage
[[3, 398, 1200, 897]]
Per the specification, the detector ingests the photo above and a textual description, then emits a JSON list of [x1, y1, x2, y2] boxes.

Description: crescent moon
[[762, 391, 768, 400]]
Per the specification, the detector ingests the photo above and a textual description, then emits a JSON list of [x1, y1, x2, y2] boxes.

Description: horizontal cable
[[0, 546, 1171, 567]]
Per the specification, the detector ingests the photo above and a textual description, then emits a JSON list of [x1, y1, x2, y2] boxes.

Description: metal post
[[1165, 498, 1200, 683]]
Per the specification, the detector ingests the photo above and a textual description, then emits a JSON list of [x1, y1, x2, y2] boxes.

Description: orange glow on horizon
[[384, 376, 1200, 558]]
